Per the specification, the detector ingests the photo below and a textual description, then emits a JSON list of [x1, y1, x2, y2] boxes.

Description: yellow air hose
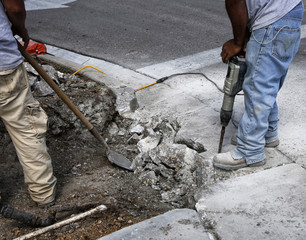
[[73, 66, 106, 76], [72, 67, 224, 94]]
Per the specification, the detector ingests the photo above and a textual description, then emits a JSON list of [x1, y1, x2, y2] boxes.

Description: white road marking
[[138, 24, 306, 79], [137, 47, 222, 79], [25, 0, 76, 11]]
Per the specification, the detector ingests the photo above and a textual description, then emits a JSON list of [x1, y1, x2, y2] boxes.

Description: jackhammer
[[218, 56, 247, 153]]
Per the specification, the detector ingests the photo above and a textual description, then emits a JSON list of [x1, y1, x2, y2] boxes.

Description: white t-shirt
[[0, 1, 23, 71], [246, 0, 302, 31]]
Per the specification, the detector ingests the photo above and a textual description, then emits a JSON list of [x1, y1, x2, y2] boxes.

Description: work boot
[[231, 133, 279, 148], [213, 152, 266, 170]]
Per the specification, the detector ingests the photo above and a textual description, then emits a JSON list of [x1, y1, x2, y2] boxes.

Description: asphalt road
[[26, 0, 231, 70], [26, 1, 306, 71]]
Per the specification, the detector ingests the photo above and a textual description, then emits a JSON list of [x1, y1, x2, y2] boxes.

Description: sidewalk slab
[[195, 164, 306, 240], [98, 209, 210, 240]]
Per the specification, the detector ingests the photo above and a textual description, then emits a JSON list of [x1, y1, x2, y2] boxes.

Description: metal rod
[[14, 205, 107, 240]]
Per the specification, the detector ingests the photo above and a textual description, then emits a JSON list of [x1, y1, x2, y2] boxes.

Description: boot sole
[[214, 159, 266, 171]]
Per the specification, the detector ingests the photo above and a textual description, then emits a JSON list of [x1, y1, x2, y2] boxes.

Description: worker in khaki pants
[[0, 0, 56, 206]]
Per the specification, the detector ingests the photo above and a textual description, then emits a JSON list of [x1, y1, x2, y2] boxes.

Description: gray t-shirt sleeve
[[246, 0, 302, 31], [0, 1, 23, 71]]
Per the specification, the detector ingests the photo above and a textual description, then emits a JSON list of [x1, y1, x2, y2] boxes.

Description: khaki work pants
[[0, 63, 56, 205]]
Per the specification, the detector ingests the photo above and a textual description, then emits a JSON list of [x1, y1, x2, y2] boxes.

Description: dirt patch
[[0, 61, 174, 240]]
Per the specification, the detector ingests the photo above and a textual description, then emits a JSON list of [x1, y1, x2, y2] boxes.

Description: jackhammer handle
[[17, 41, 94, 131]]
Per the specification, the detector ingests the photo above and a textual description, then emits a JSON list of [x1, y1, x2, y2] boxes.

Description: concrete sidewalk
[[39, 43, 306, 240], [99, 209, 211, 240]]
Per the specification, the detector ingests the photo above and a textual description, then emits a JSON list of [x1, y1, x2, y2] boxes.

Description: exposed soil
[[0, 61, 174, 240]]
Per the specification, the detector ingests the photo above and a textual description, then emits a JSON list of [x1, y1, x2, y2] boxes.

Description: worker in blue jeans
[[214, 0, 304, 170]]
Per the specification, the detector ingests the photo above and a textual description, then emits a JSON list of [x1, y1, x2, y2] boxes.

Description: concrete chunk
[[98, 209, 210, 240], [115, 87, 139, 115], [137, 135, 161, 153]]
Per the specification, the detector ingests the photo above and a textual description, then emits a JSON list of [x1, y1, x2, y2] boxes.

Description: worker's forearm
[[3, 0, 27, 32], [3, 0, 29, 47], [225, 0, 248, 47]]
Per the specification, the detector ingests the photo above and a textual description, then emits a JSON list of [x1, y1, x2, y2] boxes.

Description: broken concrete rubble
[[175, 135, 206, 153], [133, 143, 203, 207], [127, 133, 141, 145], [34, 77, 54, 96], [0, 61, 208, 216], [137, 134, 161, 153], [25, 62, 55, 96], [129, 124, 145, 135], [0, 62, 117, 156], [106, 118, 206, 207], [42, 65, 60, 84], [24, 62, 38, 76], [102, 114, 207, 207], [107, 122, 120, 136], [36, 66, 117, 136]]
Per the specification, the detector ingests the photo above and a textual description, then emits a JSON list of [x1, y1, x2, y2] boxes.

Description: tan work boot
[[213, 152, 266, 170], [231, 133, 279, 148]]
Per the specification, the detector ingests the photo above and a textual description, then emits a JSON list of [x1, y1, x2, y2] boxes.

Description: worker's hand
[[12, 26, 29, 49], [221, 39, 242, 64]]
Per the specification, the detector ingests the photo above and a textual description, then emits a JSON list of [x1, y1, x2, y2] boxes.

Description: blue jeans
[[231, 2, 303, 164]]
